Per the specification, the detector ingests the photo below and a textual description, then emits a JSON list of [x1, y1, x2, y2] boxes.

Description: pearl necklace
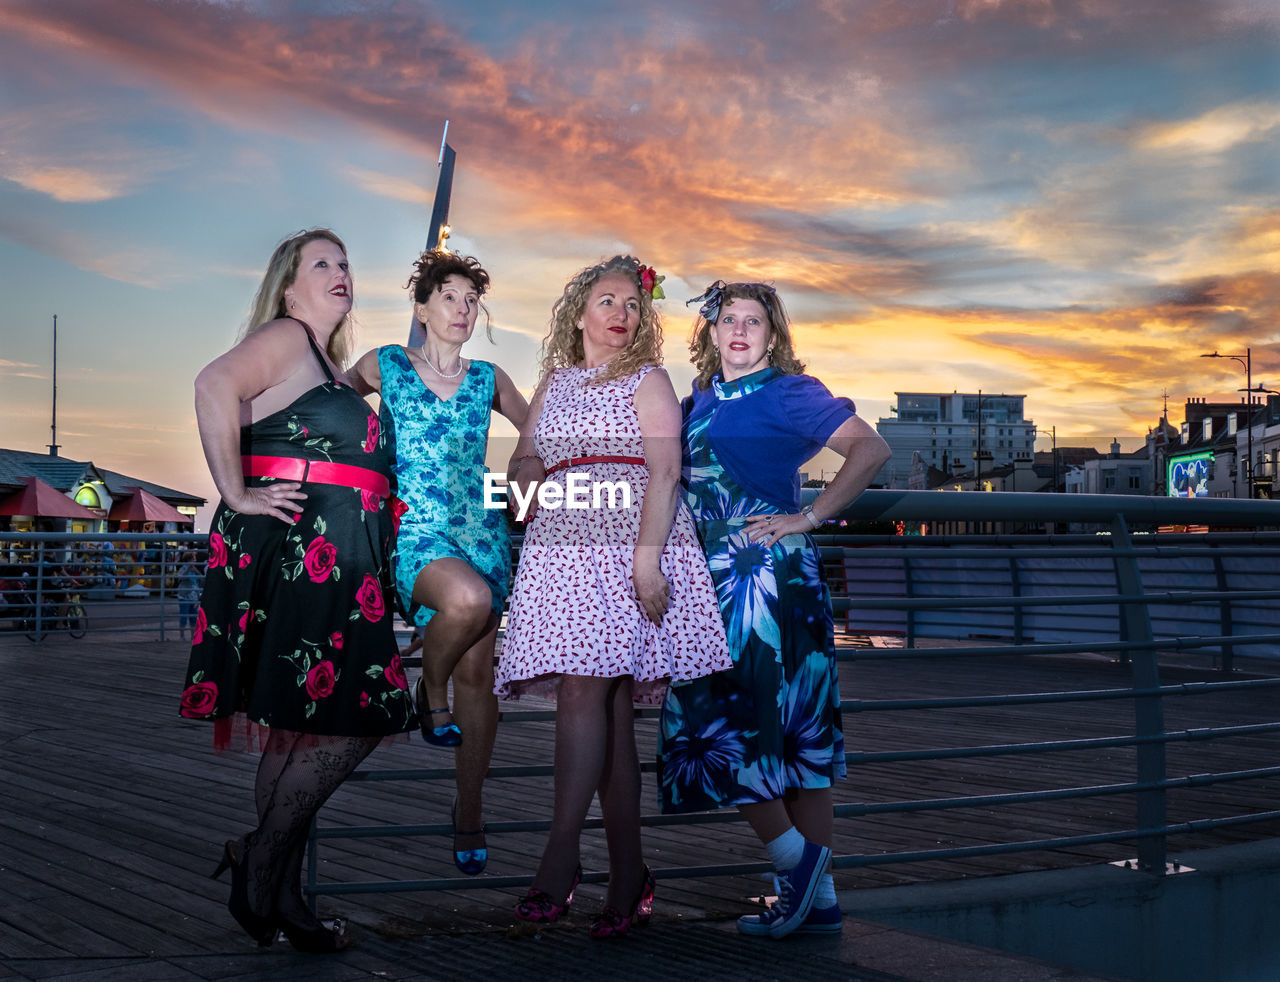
[[421, 348, 465, 379]]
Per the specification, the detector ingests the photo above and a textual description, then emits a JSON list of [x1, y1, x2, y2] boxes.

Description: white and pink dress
[[495, 364, 730, 704]]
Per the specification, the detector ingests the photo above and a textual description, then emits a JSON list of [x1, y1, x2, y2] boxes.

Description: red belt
[[242, 455, 390, 499], [545, 455, 646, 476]]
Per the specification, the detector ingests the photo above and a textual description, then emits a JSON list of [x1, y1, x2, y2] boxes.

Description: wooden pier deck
[[1, 630, 1277, 979]]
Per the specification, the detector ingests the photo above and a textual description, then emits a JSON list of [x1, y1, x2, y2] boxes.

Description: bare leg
[[532, 674, 615, 900], [784, 787, 834, 848], [412, 559, 493, 730], [738, 798, 796, 845], [596, 676, 645, 909], [450, 618, 500, 850]]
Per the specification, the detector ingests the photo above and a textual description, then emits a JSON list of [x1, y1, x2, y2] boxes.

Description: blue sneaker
[[767, 841, 831, 938], [794, 902, 842, 935], [737, 904, 786, 937], [737, 899, 843, 938]]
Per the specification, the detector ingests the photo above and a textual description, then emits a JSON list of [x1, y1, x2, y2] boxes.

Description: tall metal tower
[[407, 122, 456, 347]]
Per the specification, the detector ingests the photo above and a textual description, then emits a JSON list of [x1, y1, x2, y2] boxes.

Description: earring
[[767, 343, 775, 360], [288, 297, 297, 311]]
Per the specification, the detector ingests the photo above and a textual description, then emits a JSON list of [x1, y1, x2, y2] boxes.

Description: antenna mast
[[48, 314, 60, 456]]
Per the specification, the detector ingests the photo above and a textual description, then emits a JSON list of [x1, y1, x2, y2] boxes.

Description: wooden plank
[[1, 632, 1278, 957]]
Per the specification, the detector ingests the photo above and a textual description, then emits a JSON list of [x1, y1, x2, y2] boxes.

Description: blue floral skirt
[[657, 521, 846, 813]]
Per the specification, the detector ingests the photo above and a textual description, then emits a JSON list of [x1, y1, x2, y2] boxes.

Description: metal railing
[[0, 532, 208, 640], [10, 493, 1277, 898], [303, 491, 1280, 900]]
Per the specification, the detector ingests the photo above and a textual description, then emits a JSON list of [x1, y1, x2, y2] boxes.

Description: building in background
[[875, 392, 1036, 489], [0, 448, 203, 532], [1246, 396, 1280, 499], [1064, 440, 1151, 495]]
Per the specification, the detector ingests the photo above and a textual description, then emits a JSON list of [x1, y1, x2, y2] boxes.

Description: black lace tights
[[242, 729, 379, 924]]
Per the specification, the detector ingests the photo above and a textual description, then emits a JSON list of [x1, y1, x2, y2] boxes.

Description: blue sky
[[1, 0, 1276, 527]]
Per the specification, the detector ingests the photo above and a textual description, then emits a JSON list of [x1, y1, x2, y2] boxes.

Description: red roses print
[[303, 536, 338, 583], [180, 680, 218, 717], [356, 573, 385, 621], [306, 660, 337, 700], [207, 533, 227, 569]]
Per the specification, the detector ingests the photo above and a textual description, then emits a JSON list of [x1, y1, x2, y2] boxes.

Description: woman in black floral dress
[[180, 229, 415, 952]]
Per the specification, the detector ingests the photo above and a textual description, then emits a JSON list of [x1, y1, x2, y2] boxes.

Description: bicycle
[[65, 592, 87, 639], [24, 592, 88, 641]]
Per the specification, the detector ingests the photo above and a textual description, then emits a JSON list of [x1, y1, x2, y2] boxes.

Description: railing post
[[1110, 514, 1167, 874], [1008, 552, 1024, 645], [306, 814, 319, 914], [159, 546, 169, 642], [903, 553, 916, 647], [1211, 546, 1234, 673], [35, 541, 45, 640]]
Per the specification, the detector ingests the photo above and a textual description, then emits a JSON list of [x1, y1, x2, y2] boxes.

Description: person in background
[[176, 550, 202, 641]]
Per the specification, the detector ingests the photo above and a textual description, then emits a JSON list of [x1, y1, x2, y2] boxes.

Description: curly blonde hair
[[538, 255, 663, 386], [689, 281, 804, 389], [242, 228, 355, 366]]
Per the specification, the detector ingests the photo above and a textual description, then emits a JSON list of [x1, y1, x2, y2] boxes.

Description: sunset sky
[[1, 0, 1277, 528]]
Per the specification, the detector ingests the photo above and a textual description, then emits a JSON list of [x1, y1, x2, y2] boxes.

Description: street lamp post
[[1200, 348, 1253, 498]]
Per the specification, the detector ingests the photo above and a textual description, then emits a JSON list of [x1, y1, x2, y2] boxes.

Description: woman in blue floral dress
[[180, 229, 415, 952], [656, 281, 890, 940], [351, 250, 527, 875]]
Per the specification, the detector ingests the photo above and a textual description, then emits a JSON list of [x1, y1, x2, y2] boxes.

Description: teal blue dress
[[657, 367, 850, 813], [376, 346, 510, 626]]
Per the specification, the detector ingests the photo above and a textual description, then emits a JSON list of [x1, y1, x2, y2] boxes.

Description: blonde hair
[[538, 255, 663, 386], [242, 228, 354, 366], [689, 281, 804, 389]]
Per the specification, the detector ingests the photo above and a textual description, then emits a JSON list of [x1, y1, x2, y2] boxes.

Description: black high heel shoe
[[211, 840, 234, 880], [278, 914, 349, 953], [215, 838, 276, 946]]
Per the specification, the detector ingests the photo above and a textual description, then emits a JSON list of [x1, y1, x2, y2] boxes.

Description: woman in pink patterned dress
[[496, 255, 730, 938]]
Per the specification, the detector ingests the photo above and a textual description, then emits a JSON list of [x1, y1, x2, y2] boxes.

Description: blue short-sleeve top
[[681, 366, 857, 513]]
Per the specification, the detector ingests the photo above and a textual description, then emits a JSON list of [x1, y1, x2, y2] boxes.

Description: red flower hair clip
[[637, 265, 666, 300]]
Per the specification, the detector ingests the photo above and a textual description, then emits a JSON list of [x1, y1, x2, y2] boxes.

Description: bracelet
[[509, 455, 541, 472], [801, 504, 822, 529]]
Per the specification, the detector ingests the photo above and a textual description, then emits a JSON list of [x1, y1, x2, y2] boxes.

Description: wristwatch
[[801, 504, 822, 529]]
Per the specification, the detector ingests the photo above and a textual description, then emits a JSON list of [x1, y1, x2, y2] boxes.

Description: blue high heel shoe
[[451, 800, 486, 875], [416, 677, 461, 747]]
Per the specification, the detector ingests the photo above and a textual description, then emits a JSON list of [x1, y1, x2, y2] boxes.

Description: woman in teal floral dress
[[351, 250, 527, 875], [180, 229, 415, 952], [656, 281, 890, 940]]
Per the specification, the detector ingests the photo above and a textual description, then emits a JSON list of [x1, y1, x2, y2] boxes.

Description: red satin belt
[[545, 455, 646, 476], [241, 455, 390, 499]]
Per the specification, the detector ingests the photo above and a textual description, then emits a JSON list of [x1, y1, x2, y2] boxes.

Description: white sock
[[764, 827, 805, 871], [813, 873, 837, 909]]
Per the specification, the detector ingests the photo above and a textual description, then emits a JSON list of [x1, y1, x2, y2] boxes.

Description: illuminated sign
[[1167, 451, 1213, 498], [74, 485, 105, 512]]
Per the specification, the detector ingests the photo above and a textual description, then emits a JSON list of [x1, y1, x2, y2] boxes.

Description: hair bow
[[687, 281, 726, 323]]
